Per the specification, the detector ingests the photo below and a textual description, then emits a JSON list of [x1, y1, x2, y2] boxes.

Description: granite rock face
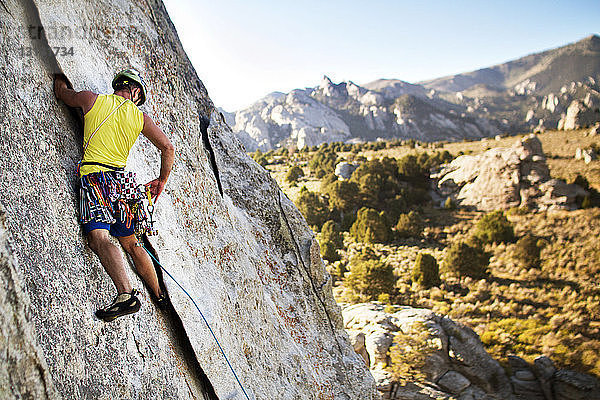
[[0, 1, 377, 399], [432, 135, 588, 211], [0, 207, 57, 400]]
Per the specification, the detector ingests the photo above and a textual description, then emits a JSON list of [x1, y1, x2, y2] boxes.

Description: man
[[54, 69, 175, 322]]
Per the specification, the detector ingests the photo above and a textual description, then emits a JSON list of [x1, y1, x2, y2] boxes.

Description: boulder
[[335, 162, 359, 180], [560, 100, 600, 130], [576, 148, 596, 163], [432, 135, 587, 211], [553, 369, 600, 400], [342, 303, 514, 400]]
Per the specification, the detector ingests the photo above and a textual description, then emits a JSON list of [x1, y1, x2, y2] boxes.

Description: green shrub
[[251, 150, 268, 167], [387, 322, 436, 383], [507, 206, 530, 216], [395, 211, 422, 238], [285, 165, 304, 183], [350, 207, 391, 243], [308, 147, 338, 175], [345, 252, 395, 301], [443, 240, 490, 278], [444, 197, 455, 210], [320, 220, 343, 262], [472, 211, 515, 244], [326, 180, 360, 214], [412, 253, 440, 288], [513, 235, 543, 269], [295, 187, 329, 229]]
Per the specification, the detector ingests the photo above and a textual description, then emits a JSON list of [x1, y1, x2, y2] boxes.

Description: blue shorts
[[82, 213, 135, 237]]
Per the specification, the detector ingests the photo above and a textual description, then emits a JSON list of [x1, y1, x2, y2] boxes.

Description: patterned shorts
[[79, 171, 135, 237]]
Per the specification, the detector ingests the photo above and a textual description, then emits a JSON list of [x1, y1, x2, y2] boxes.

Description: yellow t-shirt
[[79, 94, 144, 177]]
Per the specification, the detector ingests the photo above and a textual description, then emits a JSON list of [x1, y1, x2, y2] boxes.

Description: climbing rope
[[142, 246, 251, 400]]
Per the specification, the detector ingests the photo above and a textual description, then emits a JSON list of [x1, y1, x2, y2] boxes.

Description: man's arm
[[141, 113, 175, 202], [54, 75, 97, 114]]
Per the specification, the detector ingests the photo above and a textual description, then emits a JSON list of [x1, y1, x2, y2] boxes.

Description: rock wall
[[0, 0, 376, 399]]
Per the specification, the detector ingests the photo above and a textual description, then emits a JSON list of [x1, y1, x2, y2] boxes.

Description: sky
[[162, 0, 600, 112]]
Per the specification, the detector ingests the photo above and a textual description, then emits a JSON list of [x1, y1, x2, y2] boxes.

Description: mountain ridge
[[230, 34, 600, 150]]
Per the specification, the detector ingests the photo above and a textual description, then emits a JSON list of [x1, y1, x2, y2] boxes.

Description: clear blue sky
[[163, 0, 600, 112]]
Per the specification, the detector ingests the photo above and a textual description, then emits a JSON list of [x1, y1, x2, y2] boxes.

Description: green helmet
[[112, 69, 147, 106]]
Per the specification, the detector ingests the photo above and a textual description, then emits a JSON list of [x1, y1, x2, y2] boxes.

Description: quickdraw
[[145, 185, 158, 236]]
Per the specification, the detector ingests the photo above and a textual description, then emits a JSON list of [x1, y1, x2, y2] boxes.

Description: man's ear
[[132, 87, 141, 105]]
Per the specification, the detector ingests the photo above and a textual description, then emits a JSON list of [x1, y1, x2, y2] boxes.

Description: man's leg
[[87, 229, 133, 294], [117, 234, 162, 299]]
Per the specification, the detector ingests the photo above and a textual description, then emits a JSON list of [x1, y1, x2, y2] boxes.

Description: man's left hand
[[146, 178, 166, 202]]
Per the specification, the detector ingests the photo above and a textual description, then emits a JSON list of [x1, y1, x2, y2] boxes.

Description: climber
[[54, 69, 175, 322]]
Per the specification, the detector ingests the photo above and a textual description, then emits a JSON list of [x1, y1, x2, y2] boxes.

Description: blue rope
[[143, 246, 251, 400]]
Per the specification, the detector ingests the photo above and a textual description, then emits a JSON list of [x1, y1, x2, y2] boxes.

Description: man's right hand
[[146, 178, 166, 203]]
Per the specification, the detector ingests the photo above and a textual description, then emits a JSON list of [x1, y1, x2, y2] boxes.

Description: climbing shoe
[[155, 291, 169, 311], [95, 289, 141, 322]]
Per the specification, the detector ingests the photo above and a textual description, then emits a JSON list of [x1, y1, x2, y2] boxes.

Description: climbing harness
[[142, 247, 251, 400]]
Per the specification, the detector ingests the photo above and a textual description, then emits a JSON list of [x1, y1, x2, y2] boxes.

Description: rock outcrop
[[558, 100, 600, 130], [232, 77, 500, 151], [343, 303, 600, 400], [0, 1, 376, 399], [432, 135, 588, 211], [342, 303, 514, 400]]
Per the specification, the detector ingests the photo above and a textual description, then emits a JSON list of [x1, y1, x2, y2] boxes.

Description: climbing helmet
[[112, 68, 147, 106]]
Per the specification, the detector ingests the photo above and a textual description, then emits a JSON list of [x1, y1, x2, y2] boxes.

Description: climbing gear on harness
[[80, 171, 133, 227], [145, 186, 158, 236], [142, 246, 251, 400], [112, 69, 147, 106], [95, 288, 141, 322]]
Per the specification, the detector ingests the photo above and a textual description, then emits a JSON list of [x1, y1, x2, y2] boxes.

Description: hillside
[[259, 128, 600, 393], [230, 35, 600, 150]]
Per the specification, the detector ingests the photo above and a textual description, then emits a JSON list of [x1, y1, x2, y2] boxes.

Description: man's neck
[[114, 90, 131, 101]]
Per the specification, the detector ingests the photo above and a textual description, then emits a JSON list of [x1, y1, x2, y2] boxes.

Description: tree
[[320, 220, 343, 262], [295, 187, 329, 229], [308, 147, 338, 175], [251, 150, 268, 167], [396, 211, 423, 238], [443, 240, 490, 279], [326, 180, 360, 214], [513, 235, 543, 269], [285, 165, 304, 184], [350, 207, 391, 243], [472, 211, 515, 244], [345, 251, 395, 301], [411, 253, 440, 288]]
